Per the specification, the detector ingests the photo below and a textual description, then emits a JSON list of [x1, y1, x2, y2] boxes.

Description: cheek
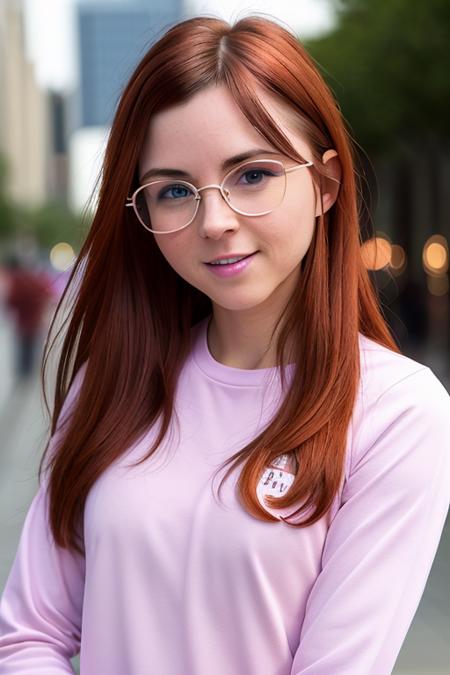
[[153, 235, 190, 275], [283, 225, 315, 269], [261, 197, 316, 262], [283, 185, 317, 252]]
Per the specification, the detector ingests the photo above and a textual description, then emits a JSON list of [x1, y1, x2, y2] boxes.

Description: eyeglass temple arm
[[284, 161, 314, 172], [285, 162, 341, 184]]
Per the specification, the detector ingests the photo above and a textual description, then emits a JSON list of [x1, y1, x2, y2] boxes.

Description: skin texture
[[139, 84, 341, 368]]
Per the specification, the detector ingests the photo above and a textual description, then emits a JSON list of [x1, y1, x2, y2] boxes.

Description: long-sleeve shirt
[[1, 314, 450, 674]]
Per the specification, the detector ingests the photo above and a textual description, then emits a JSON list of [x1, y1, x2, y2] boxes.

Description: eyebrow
[[139, 148, 283, 184]]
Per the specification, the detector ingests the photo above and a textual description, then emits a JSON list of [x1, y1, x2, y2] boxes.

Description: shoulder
[[357, 332, 435, 401], [349, 333, 450, 477], [357, 332, 450, 414]]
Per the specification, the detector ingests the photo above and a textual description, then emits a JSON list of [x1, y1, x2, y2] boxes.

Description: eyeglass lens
[[133, 159, 287, 233]]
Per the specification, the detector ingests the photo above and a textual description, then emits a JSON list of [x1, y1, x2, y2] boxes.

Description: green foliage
[[305, 0, 450, 154], [0, 151, 89, 250], [0, 153, 16, 239], [0, 200, 16, 239], [22, 201, 88, 250]]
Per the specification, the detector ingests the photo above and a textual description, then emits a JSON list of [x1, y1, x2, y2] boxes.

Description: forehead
[[139, 84, 310, 175]]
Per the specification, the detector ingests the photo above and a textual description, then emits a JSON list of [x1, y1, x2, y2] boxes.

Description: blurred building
[[68, 0, 183, 212], [76, 0, 182, 128], [0, 0, 49, 206], [47, 91, 70, 202]]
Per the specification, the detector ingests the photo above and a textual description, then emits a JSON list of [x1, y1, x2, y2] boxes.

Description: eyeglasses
[[125, 157, 314, 234]]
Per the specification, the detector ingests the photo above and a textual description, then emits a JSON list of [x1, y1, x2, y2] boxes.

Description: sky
[[23, 0, 335, 91]]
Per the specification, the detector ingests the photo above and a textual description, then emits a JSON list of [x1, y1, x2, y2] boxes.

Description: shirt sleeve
[[290, 365, 450, 675], [0, 365, 87, 673]]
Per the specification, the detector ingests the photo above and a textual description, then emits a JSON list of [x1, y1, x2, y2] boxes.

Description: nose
[[195, 185, 240, 239]]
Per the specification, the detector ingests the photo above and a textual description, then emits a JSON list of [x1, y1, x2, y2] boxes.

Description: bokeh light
[[360, 234, 392, 271], [423, 235, 449, 276], [49, 242, 76, 271]]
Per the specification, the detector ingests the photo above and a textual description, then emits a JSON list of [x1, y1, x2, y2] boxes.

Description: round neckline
[[192, 315, 295, 387]]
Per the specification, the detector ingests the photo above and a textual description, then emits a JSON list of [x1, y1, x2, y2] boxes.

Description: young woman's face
[[139, 84, 330, 316]]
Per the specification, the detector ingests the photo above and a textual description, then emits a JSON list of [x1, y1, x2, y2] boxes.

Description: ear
[[314, 149, 342, 218]]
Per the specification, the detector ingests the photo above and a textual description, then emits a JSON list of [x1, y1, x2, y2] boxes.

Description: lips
[[206, 252, 256, 265], [204, 251, 257, 277]]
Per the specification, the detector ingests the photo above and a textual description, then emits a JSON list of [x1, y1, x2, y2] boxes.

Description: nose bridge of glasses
[[192, 183, 239, 232], [197, 183, 228, 195], [196, 183, 231, 204]]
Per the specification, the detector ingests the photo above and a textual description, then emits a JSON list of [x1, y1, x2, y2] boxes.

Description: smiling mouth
[[205, 252, 257, 266]]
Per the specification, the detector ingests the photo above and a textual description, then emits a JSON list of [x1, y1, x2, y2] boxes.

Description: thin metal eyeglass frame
[[125, 157, 314, 234]]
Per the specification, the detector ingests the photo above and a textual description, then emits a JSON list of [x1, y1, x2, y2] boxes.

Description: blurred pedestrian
[[2, 254, 53, 382]]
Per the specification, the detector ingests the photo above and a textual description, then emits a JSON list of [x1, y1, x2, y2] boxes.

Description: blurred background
[[0, 1, 448, 673]]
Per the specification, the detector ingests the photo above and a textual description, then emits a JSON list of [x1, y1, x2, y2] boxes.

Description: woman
[[1, 14, 449, 674]]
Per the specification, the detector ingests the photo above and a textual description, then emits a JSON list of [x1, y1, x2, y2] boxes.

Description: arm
[[290, 366, 450, 675], [0, 366, 87, 673]]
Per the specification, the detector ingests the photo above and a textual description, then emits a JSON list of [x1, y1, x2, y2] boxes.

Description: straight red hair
[[40, 15, 400, 554]]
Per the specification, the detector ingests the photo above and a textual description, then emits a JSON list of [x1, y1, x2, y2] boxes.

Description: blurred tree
[[304, 0, 450, 356], [305, 0, 450, 155], [23, 201, 88, 251], [0, 150, 89, 251], [0, 152, 16, 239]]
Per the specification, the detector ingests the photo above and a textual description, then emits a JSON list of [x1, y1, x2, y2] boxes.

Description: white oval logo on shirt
[[256, 453, 297, 509]]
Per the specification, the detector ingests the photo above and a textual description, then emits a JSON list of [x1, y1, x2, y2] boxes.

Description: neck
[[207, 308, 288, 370], [206, 264, 301, 369]]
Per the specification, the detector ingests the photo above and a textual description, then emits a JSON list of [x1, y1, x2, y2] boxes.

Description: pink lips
[[205, 252, 257, 278]]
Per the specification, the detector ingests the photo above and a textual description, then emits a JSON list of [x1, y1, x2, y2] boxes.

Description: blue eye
[[158, 184, 193, 200]]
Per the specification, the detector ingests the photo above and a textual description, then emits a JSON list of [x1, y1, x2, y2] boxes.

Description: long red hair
[[40, 14, 400, 554]]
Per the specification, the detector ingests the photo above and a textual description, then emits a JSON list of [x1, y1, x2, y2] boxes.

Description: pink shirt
[[1, 315, 450, 674]]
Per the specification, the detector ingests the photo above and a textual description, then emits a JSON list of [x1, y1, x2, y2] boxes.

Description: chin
[[210, 293, 271, 313]]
